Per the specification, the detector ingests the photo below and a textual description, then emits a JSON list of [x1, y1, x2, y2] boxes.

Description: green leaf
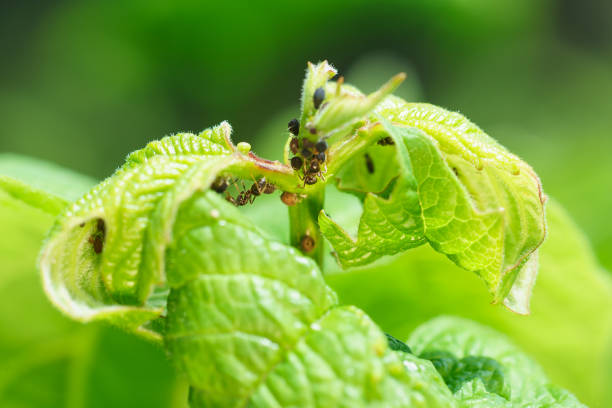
[[379, 101, 546, 309], [409, 316, 587, 407], [319, 125, 425, 268], [40, 123, 240, 339], [37, 120, 463, 407], [166, 192, 456, 407], [321, 103, 546, 312], [326, 199, 612, 407], [385, 333, 412, 354], [0, 154, 96, 215], [0, 157, 184, 408], [419, 351, 509, 398], [309, 72, 405, 136]]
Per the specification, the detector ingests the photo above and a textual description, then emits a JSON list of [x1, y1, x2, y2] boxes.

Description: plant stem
[[288, 187, 325, 268]]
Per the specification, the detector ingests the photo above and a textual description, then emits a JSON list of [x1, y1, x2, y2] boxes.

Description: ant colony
[[212, 85, 331, 208]]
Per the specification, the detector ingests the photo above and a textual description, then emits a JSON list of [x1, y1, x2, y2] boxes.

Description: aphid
[[300, 234, 316, 252], [263, 182, 276, 194], [315, 139, 328, 153], [97, 218, 105, 235], [313, 87, 325, 109], [211, 177, 229, 193], [377, 136, 394, 146], [291, 156, 304, 170], [304, 174, 317, 185], [289, 137, 300, 154], [88, 236, 103, 254], [280, 191, 300, 206], [301, 147, 313, 159], [88, 218, 106, 254], [364, 153, 375, 174], [302, 139, 315, 150], [288, 118, 300, 136], [316, 151, 326, 163]]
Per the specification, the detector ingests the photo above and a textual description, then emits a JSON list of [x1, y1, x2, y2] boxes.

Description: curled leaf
[[40, 123, 238, 339], [321, 99, 546, 311]]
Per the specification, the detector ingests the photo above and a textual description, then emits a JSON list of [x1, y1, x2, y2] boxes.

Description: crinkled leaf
[[378, 101, 547, 309], [319, 124, 425, 267], [409, 316, 587, 407], [326, 199, 612, 407], [419, 350, 509, 398], [0, 156, 183, 408], [37, 120, 463, 407], [321, 102, 546, 311], [165, 191, 456, 407], [40, 122, 240, 339]]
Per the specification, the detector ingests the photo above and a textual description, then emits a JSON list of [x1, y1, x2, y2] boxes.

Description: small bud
[[237, 142, 251, 154]]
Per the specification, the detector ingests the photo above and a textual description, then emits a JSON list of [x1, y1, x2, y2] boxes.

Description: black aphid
[[315, 139, 328, 153], [289, 137, 300, 154], [313, 87, 325, 109], [316, 152, 326, 163], [301, 147, 313, 159], [291, 156, 304, 170], [288, 118, 300, 136], [377, 136, 395, 146], [302, 139, 315, 150], [364, 153, 375, 174], [211, 177, 229, 193]]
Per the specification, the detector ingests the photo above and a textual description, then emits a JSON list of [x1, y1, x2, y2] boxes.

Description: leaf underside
[[320, 97, 546, 313]]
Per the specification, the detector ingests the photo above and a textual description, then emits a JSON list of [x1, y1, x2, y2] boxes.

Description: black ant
[[250, 177, 275, 196], [225, 177, 275, 206], [226, 190, 252, 206], [88, 218, 105, 254]]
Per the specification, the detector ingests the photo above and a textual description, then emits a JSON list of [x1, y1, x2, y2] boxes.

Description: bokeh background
[[1, 0, 611, 407]]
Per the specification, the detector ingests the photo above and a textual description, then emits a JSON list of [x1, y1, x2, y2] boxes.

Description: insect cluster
[[287, 87, 329, 188], [211, 176, 276, 207]]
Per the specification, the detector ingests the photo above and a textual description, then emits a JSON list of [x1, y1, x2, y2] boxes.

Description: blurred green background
[[1, 0, 611, 407]]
